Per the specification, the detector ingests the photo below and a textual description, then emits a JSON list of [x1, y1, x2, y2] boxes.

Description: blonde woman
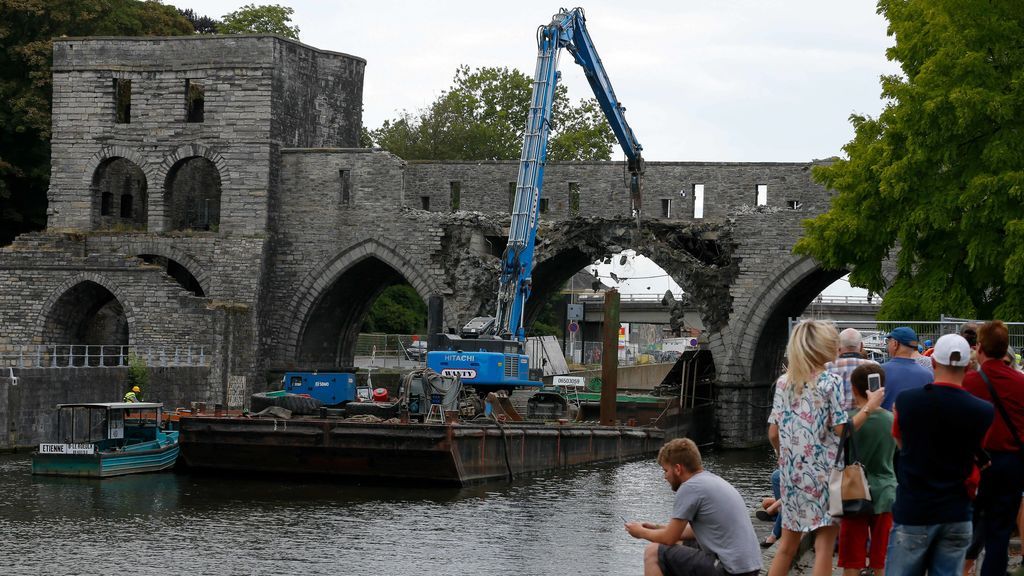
[[767, 320, 848, 576]]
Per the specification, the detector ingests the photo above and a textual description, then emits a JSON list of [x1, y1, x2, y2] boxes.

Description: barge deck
[[177, 415, 664, 486]]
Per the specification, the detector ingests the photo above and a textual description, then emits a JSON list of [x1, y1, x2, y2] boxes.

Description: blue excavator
[[427, 7, 644, 392]]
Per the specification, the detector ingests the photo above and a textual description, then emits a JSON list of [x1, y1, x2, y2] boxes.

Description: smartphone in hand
[[620, 515, 629, 524], [868, 373, 881, 392]]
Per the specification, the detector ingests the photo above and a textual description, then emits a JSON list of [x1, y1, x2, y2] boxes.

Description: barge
[[177, 414, 663, 486]]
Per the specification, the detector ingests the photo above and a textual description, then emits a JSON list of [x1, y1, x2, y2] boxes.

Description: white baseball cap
[[933, 334, 971, 367]]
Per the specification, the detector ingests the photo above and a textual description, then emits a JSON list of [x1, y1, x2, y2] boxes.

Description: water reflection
[[0, 449, 774, 576]]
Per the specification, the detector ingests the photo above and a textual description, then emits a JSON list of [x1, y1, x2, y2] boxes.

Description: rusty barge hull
[[177, 416, 665, 486]]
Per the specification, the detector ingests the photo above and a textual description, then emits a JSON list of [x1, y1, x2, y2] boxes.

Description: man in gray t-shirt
[[626, 438, 762, 576]]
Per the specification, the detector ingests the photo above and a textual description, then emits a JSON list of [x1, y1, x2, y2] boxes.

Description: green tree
[[127, 352, 149, 395], [217, 3, 298, 39], [794, 0, 1024, 320], [368, 65, 616, 161], [0, 0, 193, 246], [529, 290, 564, 338], [178, 8, 218, 34], [361, 284, 427, 334]]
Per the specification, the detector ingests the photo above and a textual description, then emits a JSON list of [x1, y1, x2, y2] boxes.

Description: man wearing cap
[[880, 327, 933, 411], [886, 334, 993, 576], [962, 321, 1024, 576]]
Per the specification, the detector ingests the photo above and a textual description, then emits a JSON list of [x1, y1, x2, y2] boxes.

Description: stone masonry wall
[[0, 234, 218, 349], [0, 367, 212, 450], [49, 36, 274, 235], [404, 160, 831, 221]]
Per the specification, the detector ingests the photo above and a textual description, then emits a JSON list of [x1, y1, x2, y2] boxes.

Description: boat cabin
[[50, 402, 164, 452]]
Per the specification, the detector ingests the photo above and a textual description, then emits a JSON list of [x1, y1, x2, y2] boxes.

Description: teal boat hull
[[32, 433, 180, 478]]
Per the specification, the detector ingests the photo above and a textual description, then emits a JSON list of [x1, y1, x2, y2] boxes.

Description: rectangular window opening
[[120, 194, 133, 219], [114, 79, 131, 124], [420, 196, 431, 211], [787, 200, 803, 210], [508, 182, 516, 213], [186, 79, 205, 123], [693, 184, 705, 219], [101, 192, 112, 216], [569, 182, 581, 216], [661, 199, 671, 218], [339, 169, 351, 205], [450, 181, 461, 212], [756, 184, 768, 206], [539, 198, 549, 214]]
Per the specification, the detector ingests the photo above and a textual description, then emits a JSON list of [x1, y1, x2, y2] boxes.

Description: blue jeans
[[884, 521, 972, 576], [976, 451, 1024, 576], [771, 468, 782, 538]]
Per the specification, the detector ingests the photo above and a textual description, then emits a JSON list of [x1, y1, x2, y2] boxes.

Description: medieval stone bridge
[[0, 35, 857, 446]]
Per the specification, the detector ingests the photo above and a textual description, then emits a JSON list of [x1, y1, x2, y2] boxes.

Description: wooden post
[[600, 289, 620, 426]]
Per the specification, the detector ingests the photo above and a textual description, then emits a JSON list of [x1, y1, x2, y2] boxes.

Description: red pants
[[838, 512, 894, 569]]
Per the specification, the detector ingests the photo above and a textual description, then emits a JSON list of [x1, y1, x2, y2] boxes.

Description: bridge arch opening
[[138, 254, 206, 297], [92, 157, 147, 230], [529, 247, 696, 365], [42, 280, 129, 347], [297, 256, 425, 369], [748, 267, 849, 386], [165, 156, 222, 231]]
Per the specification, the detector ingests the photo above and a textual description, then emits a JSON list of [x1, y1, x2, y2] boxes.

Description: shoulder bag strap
[[979, 366, 1024, 450], [834, 417, 853, 468]]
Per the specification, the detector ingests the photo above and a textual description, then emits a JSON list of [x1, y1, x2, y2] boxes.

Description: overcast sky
[[174, 0, 900, 162]]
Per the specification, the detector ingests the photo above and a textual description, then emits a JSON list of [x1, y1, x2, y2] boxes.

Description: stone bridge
[[0, 36, 857, 446]]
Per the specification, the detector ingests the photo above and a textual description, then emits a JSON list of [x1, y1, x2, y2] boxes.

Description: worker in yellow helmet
[[123, 385, 141, 403]]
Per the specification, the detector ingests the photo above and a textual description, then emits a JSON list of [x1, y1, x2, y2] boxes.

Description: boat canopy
[[55, 402, 163, 410]]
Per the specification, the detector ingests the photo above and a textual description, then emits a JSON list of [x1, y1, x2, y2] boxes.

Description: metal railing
[[576, 292, 686, 304], [0, 344, 209, 369], [806, 294, 880, 306]]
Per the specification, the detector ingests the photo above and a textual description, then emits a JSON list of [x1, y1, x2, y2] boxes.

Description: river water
[[0, 449, 775, 575]]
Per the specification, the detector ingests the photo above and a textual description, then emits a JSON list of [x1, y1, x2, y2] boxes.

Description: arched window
[[164, 157, 222, 232], [91, 157, 147, 230]]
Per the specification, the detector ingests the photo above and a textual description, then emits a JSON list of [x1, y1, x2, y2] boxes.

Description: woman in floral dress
[[767, 319, 849, 576]]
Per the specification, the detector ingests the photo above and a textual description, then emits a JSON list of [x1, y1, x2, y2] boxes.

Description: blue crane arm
[[493, 6, 644, 342]]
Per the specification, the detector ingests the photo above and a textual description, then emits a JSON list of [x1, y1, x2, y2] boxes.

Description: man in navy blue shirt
[[887, 334, 993, 576], [881, 327, 933, 411]]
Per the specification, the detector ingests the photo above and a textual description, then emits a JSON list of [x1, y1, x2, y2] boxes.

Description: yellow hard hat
[[132, 386, 140, 393]]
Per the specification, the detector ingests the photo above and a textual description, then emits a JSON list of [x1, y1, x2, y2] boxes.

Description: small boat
[[32, 402, 179, 478]]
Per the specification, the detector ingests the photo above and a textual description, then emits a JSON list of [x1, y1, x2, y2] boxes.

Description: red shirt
[[963, 359, 1024, 452]]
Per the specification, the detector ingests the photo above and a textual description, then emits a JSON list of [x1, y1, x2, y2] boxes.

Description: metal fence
[[0, 344, 209, 369], [564, 340, 684, 367], [787, 316, 1024, 358], [355, 333, 418, 356]]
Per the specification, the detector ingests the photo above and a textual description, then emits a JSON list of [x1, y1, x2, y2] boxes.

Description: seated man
[[626, 438, 762, 576]]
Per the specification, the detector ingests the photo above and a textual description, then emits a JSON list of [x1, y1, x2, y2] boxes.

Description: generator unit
[[280, 371, 357, 407]]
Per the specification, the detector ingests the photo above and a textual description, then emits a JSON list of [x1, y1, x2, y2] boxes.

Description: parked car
[[406, 340, 428, 361]]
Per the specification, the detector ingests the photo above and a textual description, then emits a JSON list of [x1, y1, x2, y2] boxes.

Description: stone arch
[[118, 240, 211, 297], [158, 144, 228, 232], [283, 239, 446, 366], [728, 256, 847, 386], [530, 218, 737, 332], [86, 147, 153, 230], [82, 145, 155, 189], [36, 273, 138, 348]]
